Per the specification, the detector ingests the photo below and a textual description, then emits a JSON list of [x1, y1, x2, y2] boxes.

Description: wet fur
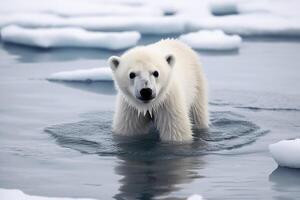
[[110, 39, 209, 142]]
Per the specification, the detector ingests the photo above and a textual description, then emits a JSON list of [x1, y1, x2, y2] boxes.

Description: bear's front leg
[[112, 95, 151, 136], [154, 92, 193, 142]]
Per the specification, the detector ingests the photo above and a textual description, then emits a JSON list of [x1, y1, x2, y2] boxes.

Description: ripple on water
[[44, 111, 267, 159]]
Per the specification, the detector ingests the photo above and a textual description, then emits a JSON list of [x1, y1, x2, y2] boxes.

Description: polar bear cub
[[108, 39, 209, 142]]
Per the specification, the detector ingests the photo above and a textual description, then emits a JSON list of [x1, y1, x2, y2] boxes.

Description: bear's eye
[[153, 70, 159, 78], [129, 72, 136, 79]]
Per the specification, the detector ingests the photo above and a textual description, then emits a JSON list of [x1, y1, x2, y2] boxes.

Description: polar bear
[[108, 39, 209, 142]]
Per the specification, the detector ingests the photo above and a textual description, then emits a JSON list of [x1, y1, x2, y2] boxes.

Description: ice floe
[[188, 0, 300, 36], [0, 188, 96, 200], [179, 30, 242, 50], [269, 139, 300, 168], [187, 194, 205, 200], [0, 0, 163, 17], [211, 0, 300, 18], [188, 13, 300, 36], [0, 14, 186, 34], [1, 26, 140, 50], [48, 68, 112, 82], [1, 0, 300, 36], [1, 0, 300, 49]]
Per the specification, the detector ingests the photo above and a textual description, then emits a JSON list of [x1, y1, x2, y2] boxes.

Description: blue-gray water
[[0, 37, 300, 200]]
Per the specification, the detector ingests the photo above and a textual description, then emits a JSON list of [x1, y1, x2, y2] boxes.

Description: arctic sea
[[0, 35, 300, 199]]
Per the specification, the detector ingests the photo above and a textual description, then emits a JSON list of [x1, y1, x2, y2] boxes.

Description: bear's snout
[[139, 88, 154, 102]]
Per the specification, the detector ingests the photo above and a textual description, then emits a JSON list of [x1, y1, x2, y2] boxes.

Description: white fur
[[108, 39, 209, 142]]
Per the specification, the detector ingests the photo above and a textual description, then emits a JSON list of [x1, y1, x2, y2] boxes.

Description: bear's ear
[[165, 54, 175, 67], [108, 56, 120, 71]]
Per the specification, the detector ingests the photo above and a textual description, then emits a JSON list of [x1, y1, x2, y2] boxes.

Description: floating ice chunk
[[269, 139, 300, 168], [0, 188, 96, 200], [185, 0, 300, 36], [188, 13, 300, 36], [187, 194, 205, 200], [0, 13, 186, 34], [48, 68, 112, 82], [1, 26, 140, 50], [179, 30, 241, 50]]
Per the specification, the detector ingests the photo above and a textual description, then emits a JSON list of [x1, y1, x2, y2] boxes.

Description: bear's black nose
[[140, 88, 153, 101]]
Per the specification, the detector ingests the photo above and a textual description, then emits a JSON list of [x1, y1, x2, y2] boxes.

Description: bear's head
[[108, 47, 175, 109]]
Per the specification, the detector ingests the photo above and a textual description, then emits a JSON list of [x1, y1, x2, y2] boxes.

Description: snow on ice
[[48, 68, 112, 82], [179, 30, 242, 50], [1, 26, 140, 50], [188, 13, 300, 36], [1, 0, 300, 48], [0, 14, 186, 34]]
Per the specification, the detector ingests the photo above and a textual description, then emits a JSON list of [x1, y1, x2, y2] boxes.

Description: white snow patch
[[0, 14, 186, 34], [179, 30, 241, 50], [1, 26, 140, 50], [269, 139, 300, 168], [48, 68, 112, 82], [0, 188, 96, 200], [187, 194, 205, 200]]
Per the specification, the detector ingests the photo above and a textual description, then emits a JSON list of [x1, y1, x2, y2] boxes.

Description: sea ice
[[48, 68, 112, 82], [1, 0, 299, 36], [179, 30, 242, 50], [269, 139, 300, 168], [187, 194, 205, 200], [0, 0, 163, 17], [211, 0, 300, 18], [1, 26, 140, 50], [0, 188, 96, 200], [0, 13, 186, 34], [188, 13, 300, 36], [192, 0, 300, 36]]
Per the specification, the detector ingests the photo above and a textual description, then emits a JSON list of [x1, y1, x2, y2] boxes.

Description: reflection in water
[[45, 111, 267, 157], [114, 156, 203, 200], [45, 111, 267, 199], [269, 167, 300, 199]]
